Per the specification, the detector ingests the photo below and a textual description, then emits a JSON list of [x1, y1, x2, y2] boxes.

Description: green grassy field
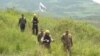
[[0, 9, 100, 56]]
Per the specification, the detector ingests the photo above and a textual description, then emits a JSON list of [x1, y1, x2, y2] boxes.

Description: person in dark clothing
[[32, 14, 39, 35], [41, 30, 52, 49], [18, 14, 26, 32], [37, 29, 44, 44], [61, 30, 73, 56]]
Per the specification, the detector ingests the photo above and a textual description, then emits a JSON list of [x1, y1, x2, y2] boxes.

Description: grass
[[0, 9, 100, 56]]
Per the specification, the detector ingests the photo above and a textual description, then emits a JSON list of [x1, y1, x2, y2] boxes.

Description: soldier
[[32, 14, 39, 35], [41, 30, 52, 49], [61, 30, 73, 56], [18, 14, 26, 32], [37, 29, 44, 44]]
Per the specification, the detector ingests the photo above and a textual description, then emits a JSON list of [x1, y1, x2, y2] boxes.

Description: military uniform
[[61, 32, 73, 56], [32, 16, 39, 35], [19, 16, 26, 32], [41, 30, 52, 49], [37, 31, 44, 44]]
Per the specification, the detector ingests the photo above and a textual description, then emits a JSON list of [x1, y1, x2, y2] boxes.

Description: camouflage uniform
[[37, 29, 44, 44], [61, 31, 73, 56]]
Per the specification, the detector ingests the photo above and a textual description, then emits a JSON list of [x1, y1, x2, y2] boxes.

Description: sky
[[93, 0, 100, 4]]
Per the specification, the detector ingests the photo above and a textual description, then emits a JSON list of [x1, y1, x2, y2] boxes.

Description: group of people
[[38, 29, 73, 56], [18, 14, 73, 56], [18, 14, 38, 35]]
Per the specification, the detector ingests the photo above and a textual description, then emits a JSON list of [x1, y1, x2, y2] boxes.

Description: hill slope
[[0, 10, 100, 56]]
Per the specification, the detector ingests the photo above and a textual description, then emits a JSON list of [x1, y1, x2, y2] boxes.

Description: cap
[[45, 30, 50, 33], [34, 13, 36, 16]]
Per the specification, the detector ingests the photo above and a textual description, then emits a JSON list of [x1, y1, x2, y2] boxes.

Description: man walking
[[18, 14, 26, 32], [32, 14, 39, 35]]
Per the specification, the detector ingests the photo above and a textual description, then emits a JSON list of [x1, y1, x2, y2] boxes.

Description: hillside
[[0, 10, 100, 56]]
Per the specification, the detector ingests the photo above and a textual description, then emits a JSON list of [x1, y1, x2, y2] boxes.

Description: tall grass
[[0, 10, 100, 56]]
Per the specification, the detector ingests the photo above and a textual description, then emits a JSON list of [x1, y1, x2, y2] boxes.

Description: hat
[[34, 13, 36, 16], [45, 30, 50, 33]]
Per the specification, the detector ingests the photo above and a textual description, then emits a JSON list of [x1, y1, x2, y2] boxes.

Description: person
[[41, 30, 52, 49], [61, 30, 73, 56], [37, 29, 44, 44], [32, 14, 39, 35], [18, 14, 26, 32]]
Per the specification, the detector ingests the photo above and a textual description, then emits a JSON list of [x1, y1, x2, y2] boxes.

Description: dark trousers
[[32, 25, 38, 35], [44, 43, 50, 49], [43, 42, 51, 53], [20, 24, 25, 32]]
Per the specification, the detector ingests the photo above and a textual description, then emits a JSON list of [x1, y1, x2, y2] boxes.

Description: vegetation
[[0, 9, 100, 56]]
